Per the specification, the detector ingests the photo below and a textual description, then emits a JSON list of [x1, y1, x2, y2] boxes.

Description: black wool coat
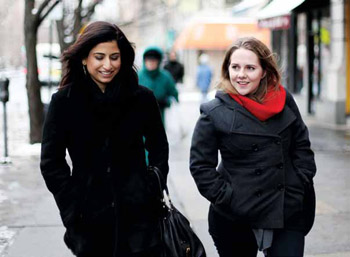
[[40, 78, 169, 256], [190, 90, 316, 234]]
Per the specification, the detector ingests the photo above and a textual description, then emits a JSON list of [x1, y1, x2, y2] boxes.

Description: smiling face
[[82, 40, 121, 92], [228, 48, 265, 96]]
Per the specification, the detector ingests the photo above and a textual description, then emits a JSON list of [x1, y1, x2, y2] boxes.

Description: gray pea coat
[[190, 90, 316, 234]]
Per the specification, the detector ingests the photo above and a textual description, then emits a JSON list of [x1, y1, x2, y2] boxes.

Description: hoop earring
[[83, 65, 87, 75]]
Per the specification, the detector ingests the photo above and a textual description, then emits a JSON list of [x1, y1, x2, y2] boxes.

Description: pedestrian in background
[[190, 37, 316, 257], [40, 21, 169, 257], [138, 46, 179, 124], [196, 53, 212, 103], [163, 50, 184, 86]]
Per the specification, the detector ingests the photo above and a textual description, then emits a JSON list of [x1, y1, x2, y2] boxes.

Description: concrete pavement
[[0, 77, 350, 256]]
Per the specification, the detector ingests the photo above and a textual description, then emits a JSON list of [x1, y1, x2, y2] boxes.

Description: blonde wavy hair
[[217, 37, 281, 103]]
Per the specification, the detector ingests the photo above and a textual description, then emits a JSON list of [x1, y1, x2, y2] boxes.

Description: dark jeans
[[208, 208, 305, 257]]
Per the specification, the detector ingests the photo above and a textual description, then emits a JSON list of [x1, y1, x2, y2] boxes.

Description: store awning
[[174, 21, 271, 50], [257, 0, 305, 29], [231, 0, 268, 15]]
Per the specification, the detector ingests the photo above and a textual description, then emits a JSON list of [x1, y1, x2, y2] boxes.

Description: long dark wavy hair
[[217, 37, 281, 103], [59, 21, 138, 90]]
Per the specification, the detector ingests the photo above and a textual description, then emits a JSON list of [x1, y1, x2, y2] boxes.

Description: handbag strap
[[148, 166, 174, 209]]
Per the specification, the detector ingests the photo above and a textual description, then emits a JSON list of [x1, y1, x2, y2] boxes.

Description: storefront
[[258, 0, 331, 116], [257, 0, 305, 93], [173, 17, 270, 89]]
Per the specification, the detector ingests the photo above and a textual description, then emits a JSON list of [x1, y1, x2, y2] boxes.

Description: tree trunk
[[24, 0, 44, 144]]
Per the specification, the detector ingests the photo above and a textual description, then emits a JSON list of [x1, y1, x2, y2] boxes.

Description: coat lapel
[[217, 91, 296, 136], [262, 105, 296, 134]]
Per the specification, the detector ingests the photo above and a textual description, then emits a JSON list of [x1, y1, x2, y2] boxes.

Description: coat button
[[111, 202, 115, 207], [277, 163, 284, 169], [107, 166, 111, 173], [277, 184, 285, 191], [255, 168, 262, 175], [252, 144, 258, 151], [275, 139, 281, 145]]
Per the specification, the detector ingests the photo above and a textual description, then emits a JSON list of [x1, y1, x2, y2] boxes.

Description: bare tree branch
[[72, 0, 83, 39], [56, 0, 104, 51], [72, 0, 103, 41], [83, 0, 102, 20], [36, 0, 52, 17], [38, 0, 61, 25]]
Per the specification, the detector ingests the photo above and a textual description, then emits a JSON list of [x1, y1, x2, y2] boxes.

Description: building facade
[[258, 0, 350, 125]]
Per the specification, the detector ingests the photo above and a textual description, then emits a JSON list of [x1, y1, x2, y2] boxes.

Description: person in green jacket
[[138, 46, 179, 124]]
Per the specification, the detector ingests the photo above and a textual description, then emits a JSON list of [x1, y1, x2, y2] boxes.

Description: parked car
[[36, 43, 61, 87]]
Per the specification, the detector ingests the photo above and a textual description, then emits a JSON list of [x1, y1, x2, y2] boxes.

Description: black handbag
[[149, 166, 207, 257]]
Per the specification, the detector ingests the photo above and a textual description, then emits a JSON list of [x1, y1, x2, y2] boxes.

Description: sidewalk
[[1, 79, 350, 256]]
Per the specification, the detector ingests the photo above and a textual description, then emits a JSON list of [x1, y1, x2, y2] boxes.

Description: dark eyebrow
[[93, 52, 120, 55], [230, 63, 257, 68]]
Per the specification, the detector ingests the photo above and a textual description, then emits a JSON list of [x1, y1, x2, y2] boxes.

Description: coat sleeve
[[190, 105, 233, 207], [143, 91, 169, 181], [40, 93, 80, 227], [287, 93, 317, 184]]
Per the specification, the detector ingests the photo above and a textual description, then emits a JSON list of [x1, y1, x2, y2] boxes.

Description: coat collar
[[65, 76, 137, 107], [215, 90, 296, 136]]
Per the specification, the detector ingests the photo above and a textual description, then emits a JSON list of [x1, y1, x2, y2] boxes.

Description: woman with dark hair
[[40, 21, 168, 257], [190, 37, 316, 257]]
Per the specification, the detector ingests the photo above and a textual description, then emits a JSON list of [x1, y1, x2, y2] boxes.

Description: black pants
[[208, 209, 305, 257]]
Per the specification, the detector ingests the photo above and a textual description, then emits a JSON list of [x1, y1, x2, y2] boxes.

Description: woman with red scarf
[[190, 37, 316, 257]]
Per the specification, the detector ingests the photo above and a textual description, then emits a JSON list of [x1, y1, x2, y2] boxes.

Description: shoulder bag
[[148, 166, 207, 257]]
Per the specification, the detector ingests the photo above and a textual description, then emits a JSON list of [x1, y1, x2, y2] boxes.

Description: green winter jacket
[[138, 46, 178, 110]]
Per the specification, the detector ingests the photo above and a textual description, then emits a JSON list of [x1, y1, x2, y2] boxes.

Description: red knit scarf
[[229, 85, 286, 121]]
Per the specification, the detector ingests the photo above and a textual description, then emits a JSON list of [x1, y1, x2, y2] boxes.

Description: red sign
[[258, 15, 291, 30]]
